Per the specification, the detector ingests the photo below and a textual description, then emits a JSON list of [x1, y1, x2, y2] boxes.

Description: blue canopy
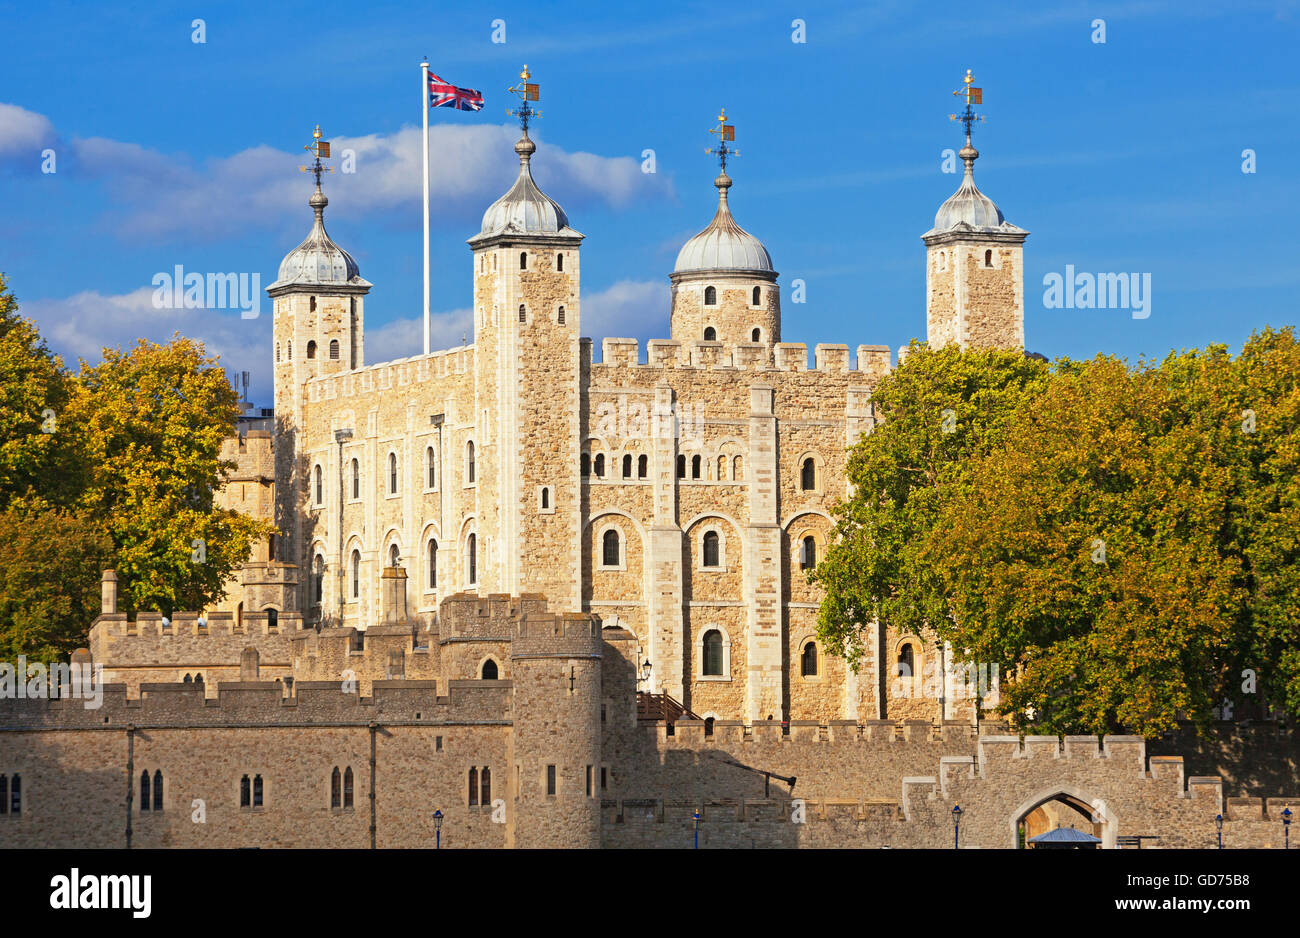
[[1028, 826, 1102, 844]]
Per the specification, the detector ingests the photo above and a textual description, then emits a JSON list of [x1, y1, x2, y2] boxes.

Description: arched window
[[343, 767, 353, 808], [240, 775, 251, 807], [704, 717, 715, 736], [388, 543, 400, 567], [622, 454, 633, 478], [540, 487, 550, 509], [351, 458, 359, 499], [329, 339, 340, 360], [480, 766, 491, 804], [466, 441, 475, 484], [388, 452, 398, 493], [427, 539, 438, 589], [594, 453, 605, 477], [153, 770, 163, 811], [801, 457, 816, 491], [717, 455, 727, 481], [307, 340, 317, 359], [556, 252, 564, 272], [183, 674, 192, 684], [276, 343, 281, 363], [801, 641, 818, 677], [638, 454, 648, 478], [751, 327, 761, 342], [287, 342, 292, 360], [752, 286, 761, 305], [704, 286, 717, 306], [467, 533, 477, 585], [331, 767, 341, 808], [268, 534, 276, 561], [581, 453, 590, 476], [897, 643, 915, 678], [602, 529, 620, 567], [267, 609, 278, 631], [703, 326, 717, 341], [676, 455, 686, 479], [194, 673, 204, 686], [984, 249, 993, 267], [519, 251, 527, 270], [801, 535, 817, 570], [482, 659, 499, 680], [733, 455, 743, 480], [703, 629, 724, 676], [468, 767, 479, 806], [426, 447, 436, 488], [140, 770, 151, 811], [236, 601, 244, 632], [313, 555, 324, 605], [702, 530, 720, 568], [518, 304, 526, 323], [351, 550, 360, 598], [253, 774, 263, 807], [691, 455, 701, 479], [314, 464, 323, 504], [558, 305, 566, 325]]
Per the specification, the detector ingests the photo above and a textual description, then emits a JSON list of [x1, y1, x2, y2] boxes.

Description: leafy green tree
[[69, 334, 275, 616], [0, 498, 112, 662], [810, 341, 1050, 669], [927, 353, 1243, 736], [0, 274, 83, 508]]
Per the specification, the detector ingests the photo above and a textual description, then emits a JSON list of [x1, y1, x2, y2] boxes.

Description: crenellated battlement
[[585, 337, 894, 379], [0, 676, 511, 728], [512, 611, 603, 658], [437, 592, 550, 640], [303, 343, 475, 404]]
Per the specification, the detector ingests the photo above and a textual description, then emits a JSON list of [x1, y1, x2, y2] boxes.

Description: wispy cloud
[[0, 102, 55, 162], [7, 104, 672, 242], [22, 286, 270, 398]]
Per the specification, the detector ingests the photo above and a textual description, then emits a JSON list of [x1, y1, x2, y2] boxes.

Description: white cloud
[[0, 102, 56, 161], [363, 307, 474, 365], [22, 287, 271, 401], [66, 120, 672, 241], [573, 280, 668, 346]]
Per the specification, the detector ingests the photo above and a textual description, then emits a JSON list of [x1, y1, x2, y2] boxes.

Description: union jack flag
[[428, 73, 484, 111]]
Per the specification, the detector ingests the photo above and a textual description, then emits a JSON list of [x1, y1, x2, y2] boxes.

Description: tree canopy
[[814, 331, 1300, 737], [0, 274, 274, 659]]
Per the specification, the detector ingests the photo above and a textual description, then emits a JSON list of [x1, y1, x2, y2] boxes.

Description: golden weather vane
[[948, 69, 986, 142], [706, 107, 737, 173], [299, 124, 334, 186], [507, 64, 541, 133]]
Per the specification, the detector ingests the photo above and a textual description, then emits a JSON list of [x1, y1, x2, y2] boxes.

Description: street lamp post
[[952, 805, 962, 850], [693, 811, 701, 850], [433, 809, 443, 850], [1215, 813, 1223, 849], [1283, 806, 1292, 850]]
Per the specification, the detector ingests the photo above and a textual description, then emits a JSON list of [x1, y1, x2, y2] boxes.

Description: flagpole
[[421, 58, 431, 355]]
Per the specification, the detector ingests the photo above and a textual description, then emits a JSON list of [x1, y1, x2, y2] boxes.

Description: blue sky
[[0, 0, 1296, 407]]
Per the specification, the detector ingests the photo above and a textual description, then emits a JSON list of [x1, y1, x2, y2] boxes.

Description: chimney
[[240, 646, 260, 681], [101, 570, 118, 615], [381, 565, 409, 626]]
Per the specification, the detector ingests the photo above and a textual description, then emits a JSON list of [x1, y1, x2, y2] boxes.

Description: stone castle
[[1, 98, 1295, 849]]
